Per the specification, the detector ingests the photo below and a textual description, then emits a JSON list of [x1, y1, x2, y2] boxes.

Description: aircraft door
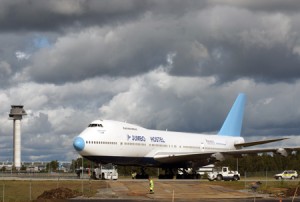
[[201, 142, 204, 152]]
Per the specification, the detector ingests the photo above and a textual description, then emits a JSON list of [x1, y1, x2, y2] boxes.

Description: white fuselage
[[73, 119, 244, 167]]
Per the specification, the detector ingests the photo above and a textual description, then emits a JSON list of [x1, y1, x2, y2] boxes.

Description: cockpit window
[[88, 124, 103, 127]]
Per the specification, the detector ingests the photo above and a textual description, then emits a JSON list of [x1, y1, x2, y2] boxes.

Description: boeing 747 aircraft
[[73, 93, 299, 178]]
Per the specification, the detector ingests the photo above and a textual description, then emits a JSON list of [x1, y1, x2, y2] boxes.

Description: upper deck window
[[88, 123, 103, 127]]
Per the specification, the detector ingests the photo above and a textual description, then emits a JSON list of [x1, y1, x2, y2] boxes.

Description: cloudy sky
[[1, 0, 300, 162]]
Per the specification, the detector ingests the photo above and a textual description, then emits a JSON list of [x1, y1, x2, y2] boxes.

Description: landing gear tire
[[136, 173, 149, 179], [159, 174, 173, 179]]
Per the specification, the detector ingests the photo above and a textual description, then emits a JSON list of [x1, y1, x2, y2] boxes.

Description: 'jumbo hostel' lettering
[[131, 135, 146, 142], [150, 136, 165, 143]]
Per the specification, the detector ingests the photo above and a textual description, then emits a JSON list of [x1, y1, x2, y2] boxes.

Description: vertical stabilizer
[[218, 93, 246, 136]]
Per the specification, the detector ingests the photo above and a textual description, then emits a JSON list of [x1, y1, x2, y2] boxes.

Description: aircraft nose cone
[[73, 137, 85, 151]]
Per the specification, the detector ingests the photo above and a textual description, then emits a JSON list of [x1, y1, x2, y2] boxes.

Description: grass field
[[0, 178, 299, 201], [0, 180, 107, 201], [208, 179, 300, 197]]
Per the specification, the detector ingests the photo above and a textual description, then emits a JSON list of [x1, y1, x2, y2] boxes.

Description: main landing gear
[[176, 168, 201, 179], [159, 168, 201, 179], [133, 167, 201, 179], [135, 167, 149, 179], [158, 168, 178, 179]]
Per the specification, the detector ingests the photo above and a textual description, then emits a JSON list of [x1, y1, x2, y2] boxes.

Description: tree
[[20, 164, 27, 171], [47, 160, 59, 172], [70, 157, 91, 170]]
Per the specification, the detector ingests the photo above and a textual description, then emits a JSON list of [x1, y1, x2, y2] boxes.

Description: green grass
[[0, 180, 107, 201]]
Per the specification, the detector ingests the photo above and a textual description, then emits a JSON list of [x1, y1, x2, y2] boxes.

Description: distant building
[[0, 161, 71, 172]]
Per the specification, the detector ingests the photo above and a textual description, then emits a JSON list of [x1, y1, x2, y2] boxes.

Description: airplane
[[73, 93, 299, 178]]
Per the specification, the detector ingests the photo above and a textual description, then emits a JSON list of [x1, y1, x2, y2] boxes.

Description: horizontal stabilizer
[[234, 138, 289, 148]]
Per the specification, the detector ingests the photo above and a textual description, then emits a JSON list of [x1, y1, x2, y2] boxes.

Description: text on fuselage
[[150, 136, 165, 143], [126, 135, 166, 143], [127, 135, 146, 142]]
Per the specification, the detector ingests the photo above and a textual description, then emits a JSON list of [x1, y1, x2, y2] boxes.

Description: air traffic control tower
[[9, 105, 27, 170]]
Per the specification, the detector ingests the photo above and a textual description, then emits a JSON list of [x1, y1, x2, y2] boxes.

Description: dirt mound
[[286, 187, 300, 197], [269, 187, 300, 198], [37, 187, 81, 199]]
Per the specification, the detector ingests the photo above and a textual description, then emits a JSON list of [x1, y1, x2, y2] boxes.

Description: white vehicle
[[208, 167, 240, 181], [177, 165, 214, 179], [274, 170, 298, 180], [94, 164, 118, 180], [197, 164, 215, 176], [73, 93, 300, 179]]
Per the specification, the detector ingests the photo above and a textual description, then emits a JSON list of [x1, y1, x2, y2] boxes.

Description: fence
[[0, 171, 80, 179], [0, 179, 109, 201], [0, 170, 299, 201]]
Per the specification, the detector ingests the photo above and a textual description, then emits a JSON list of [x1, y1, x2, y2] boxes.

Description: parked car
[[274, 170, 298, 180]]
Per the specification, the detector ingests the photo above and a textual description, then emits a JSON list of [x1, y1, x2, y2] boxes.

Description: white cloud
[[0, 61, 12, 76], [15, 51, 30, 60]]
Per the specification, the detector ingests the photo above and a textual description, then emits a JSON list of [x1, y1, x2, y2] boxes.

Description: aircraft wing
[[154, 146, 300, 164], [234, 138, 289, 147], [154, 152, 213, 164], [222, 146, 300, 156]]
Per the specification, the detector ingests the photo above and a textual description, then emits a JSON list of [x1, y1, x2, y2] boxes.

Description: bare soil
[[37, 187, 81, 200]]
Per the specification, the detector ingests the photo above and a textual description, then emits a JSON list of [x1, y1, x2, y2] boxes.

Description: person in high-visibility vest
[[148, 176, 154, 194], [131, 171, 137, 179]]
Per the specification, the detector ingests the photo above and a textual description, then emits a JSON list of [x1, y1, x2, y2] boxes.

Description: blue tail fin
[[218, 93, 246, 136]]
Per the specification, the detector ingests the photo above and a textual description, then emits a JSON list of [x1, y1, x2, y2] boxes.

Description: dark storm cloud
[[168, 7, 300, 83], [24, 20, 174, 83], [23, 4, 300, 84], [0, 0, 210, 32], [198, 40, 300, 83], [0, 32, 59, 89], [2, 0, 300, 33], [215, 0, 300, 13], [0, 34, 30, 88], [2, 1, 300, 84], [0, 0, 152, 32]]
